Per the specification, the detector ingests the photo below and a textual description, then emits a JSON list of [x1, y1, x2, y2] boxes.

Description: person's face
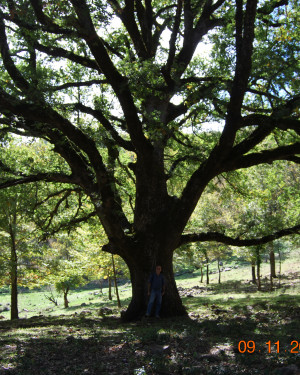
[[156, 266, 162, 274]]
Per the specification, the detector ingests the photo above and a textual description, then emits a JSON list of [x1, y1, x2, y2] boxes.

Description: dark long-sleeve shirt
[[149, 273, 165, 292]]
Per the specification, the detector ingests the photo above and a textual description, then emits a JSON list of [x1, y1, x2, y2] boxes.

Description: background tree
[[0, 184, 40, 320], [42, 233, 95, 308], [0, 0, 299, 320], [226, 162, 300, 288], [75, 218, 128, 305], [55, 275, 84, 309]]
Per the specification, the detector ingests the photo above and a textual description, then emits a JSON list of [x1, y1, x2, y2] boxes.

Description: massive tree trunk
[[110, 148, 189, 321], [121, 245, 186, 321]]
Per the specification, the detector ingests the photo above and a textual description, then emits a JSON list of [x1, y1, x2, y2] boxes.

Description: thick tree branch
[[174, 130, 299, 244], [0, 12, 30, 92], [5, 0, 75, 35], [34, 42, 101, 72], [46, 79, 108, 92], [257, 0, 288, 15], [173, 1, 224, 80], [242, 115, 300, 135], [223, 143, 300, 172], [176, 1, 259, 223], [0, 159, 16, 174], [221, 0, 258, 149], [0, 88, 103, 170], [0, 173, 77, 189], [180, 224, 300, 247], [0, 90, 126, 227], [166, 80, 217, 124], [0, 88, 131, 242], [233, 96, 300, 157], [0, 115, 93, 181], [165, 0, 183, 76], [70, 0, 152, 159], [135, 0, 153, 56], [152, 18, 170, 55], [29, 0, 68, 32], [230, 122, 275, 159], [246, 87, 280, 101], [74, 103, 134, 151], [167, 155, 204, 180], [0, 123, 39, 138], [108, 0, 149, 59], [166, 102, 188, 124], [210, 0, 227, 12]]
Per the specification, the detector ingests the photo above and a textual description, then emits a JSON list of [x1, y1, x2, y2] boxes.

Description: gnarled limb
[[180, 224, 300, 247]]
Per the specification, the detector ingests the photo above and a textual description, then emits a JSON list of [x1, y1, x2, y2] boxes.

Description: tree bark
[[278, 249, 282, 288], [9, 221, 18, 320], [251, 259, 256, 284], [112, 255, 121, 308], [256, 247, 261, 291], [99, 279, 103, 295], [270, 272, 273, 291], [206, 256, 209, 285], [269, 242, 277, 278], [108, 275, 112, 301], [217, 259, 221, 284], [10, 243, 18, 320], [63, 288, 69, 308]]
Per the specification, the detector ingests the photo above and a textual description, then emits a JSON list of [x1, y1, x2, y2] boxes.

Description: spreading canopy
[[0, 0, 299, 318]]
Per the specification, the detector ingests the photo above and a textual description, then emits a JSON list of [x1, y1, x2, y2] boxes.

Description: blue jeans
[[146, 289, 162, 316]]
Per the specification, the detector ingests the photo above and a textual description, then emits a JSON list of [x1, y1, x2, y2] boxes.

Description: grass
[[0, 248, 299, 374], [0, 286, 132, 320]]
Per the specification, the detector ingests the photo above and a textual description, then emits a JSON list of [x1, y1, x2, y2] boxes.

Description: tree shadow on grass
[[1, 298, 300, 375], [0, 316, 208, 375], [1, 280, 300, 375], [182, 292, 300, 372]]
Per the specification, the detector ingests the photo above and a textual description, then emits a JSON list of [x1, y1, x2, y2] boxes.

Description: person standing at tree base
[[146, 265, 165, 318]]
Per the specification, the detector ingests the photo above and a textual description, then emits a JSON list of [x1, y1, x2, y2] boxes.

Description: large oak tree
[[0, 0, 299, 320]]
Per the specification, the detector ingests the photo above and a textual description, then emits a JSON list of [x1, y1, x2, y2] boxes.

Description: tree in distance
[[0, 0, 299, 320], [0, 184, 42, 320]]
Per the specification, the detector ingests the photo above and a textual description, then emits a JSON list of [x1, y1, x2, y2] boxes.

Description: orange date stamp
[[238, 340, 300, 354]]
